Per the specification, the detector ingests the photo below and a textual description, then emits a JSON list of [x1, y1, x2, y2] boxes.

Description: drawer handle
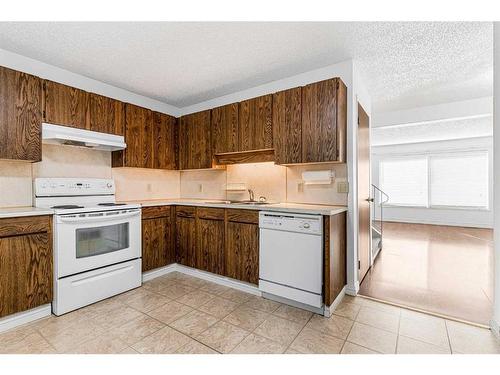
[[71, 265, 134, 286]]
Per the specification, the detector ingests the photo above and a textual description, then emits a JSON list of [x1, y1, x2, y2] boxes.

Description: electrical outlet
[[337, 181, 349, 193]]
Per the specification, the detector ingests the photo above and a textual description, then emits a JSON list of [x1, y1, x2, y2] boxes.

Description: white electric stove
[[34, 178, 142, 316]]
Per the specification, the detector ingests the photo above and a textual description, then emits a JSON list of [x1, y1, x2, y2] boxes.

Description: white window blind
[[430, 153, 489, 208], [379, 158, 428, 206]]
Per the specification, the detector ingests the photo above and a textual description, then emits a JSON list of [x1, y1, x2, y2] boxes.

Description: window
[[378, 151, 489, 209], [430, 153, 489, 208], [379, 158, 428, 206]]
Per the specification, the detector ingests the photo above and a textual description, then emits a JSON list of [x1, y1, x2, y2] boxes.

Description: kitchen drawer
[[53, 258, 141, 316], [142, 205, 172, 220], [0, 215, 51, 238], [197, 207, 225, 220], [226, 209, 259, 224], [175, 205, 196, 218]]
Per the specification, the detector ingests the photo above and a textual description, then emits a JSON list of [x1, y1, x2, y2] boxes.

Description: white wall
[[491, 22, 500, 336], [372, 97, 493, 128], [372, 137, 493, 228], [0, 48, 181, 116]]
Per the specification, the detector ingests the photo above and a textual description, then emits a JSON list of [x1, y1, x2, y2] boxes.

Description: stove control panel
[[34, 178, 115, 197]]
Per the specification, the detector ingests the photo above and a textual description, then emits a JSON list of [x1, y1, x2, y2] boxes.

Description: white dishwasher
[[259, 211, 323, 311]]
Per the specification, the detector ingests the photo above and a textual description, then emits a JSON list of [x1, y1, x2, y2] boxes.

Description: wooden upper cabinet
[[211, 103, 238, 154], [179, 110, 212, 170], [88, 93, 124, 135], [153, 112, 178, 170], [238, 94, 273, 151], [113, 103, 152, 168], [272, 87, 302, 165], [0, 66, 42, 162], [43, 80, 89, 129], [302, 78, 346, 163]]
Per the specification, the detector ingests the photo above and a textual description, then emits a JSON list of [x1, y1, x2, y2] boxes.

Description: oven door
[[55, 209, 141, 278]]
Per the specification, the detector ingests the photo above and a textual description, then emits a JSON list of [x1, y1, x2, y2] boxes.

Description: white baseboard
[[324, 286, 346, 317], [142, 263, 177, 282], [491, 318, 500, 338], [0, 304, 52, 333], [380, 217, 492, 229], [345, 281, 359, 296], [142, 263, 261, 297]]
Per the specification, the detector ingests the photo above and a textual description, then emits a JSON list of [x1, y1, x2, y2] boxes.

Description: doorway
[[358, 113, 494, 326], [357, 103, 371, 283]]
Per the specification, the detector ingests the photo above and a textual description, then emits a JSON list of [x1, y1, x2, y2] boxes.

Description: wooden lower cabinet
[[197, 218, 225, 274], [323, 212, 347, 306], [141, 206, 174, 272], [225, 210, 259, 285], [0, 216, 53, 318], [175, 207, 197, 268], [141, 205, 346, 297]]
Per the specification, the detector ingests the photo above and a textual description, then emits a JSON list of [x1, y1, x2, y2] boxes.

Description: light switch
[[337, 181, 349, 193]]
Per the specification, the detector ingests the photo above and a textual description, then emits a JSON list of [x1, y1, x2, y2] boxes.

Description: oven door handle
[[58, 210, 140, 223]]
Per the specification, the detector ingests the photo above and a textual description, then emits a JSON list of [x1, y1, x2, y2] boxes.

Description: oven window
[[76, 223, 129, 258]]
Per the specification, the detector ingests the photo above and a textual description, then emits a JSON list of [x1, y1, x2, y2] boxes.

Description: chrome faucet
[[248, 189, 255, 202]]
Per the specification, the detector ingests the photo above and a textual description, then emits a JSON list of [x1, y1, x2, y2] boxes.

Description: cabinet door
[[197, 208, 225, 275], [301, 78, 338, 163], [142, 215, 173, 272], [179, 110, 211, 169], [0, 66, 42, 162], [211, 103, 238, 154], [226, 221, 259, 285], [272, 87, 302, 164], [43, 80, 89, 129], [0, 232, 52, 318], [175, 215, 197, 268], [153, 112, 178, 170], [89, 93, 124, 135], [238, 94, 273, 151], [123, 103, 153, 168]]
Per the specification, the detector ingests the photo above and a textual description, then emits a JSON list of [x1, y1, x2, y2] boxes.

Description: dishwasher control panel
[[259, 212, 322, 235]]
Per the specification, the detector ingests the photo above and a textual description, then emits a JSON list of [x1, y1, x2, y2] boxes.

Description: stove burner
[[51, 205, 84, 209], [97, 203, 127, 206]]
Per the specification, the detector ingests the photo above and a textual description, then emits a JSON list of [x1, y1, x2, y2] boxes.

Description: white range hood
[[42, 123, 127, 151]]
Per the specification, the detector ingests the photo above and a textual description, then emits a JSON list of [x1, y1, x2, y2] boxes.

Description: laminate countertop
[[0, 206, 55, 219], [119, 199, 347, 216]]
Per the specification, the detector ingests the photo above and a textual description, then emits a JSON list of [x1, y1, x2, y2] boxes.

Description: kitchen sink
[[203, 200, 271, 205], [237, 201, 271, 205]]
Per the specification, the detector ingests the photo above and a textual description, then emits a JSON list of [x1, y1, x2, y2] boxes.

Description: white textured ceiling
[[0, 22, 493, 112]]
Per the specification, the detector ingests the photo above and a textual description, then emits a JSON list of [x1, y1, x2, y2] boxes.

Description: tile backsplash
[[226, 162, 286, 203], [0, 161, 33, 207], [180, 169, 226, 200], [113, 168, 180, 201], [179, 162, 347, 206], [286, 163, 348, 205], [32, 144, 112, 179], [1, 144, 348, 207]]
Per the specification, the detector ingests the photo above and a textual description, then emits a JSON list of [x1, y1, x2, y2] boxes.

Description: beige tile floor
[[1, 272, 500, 354]]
